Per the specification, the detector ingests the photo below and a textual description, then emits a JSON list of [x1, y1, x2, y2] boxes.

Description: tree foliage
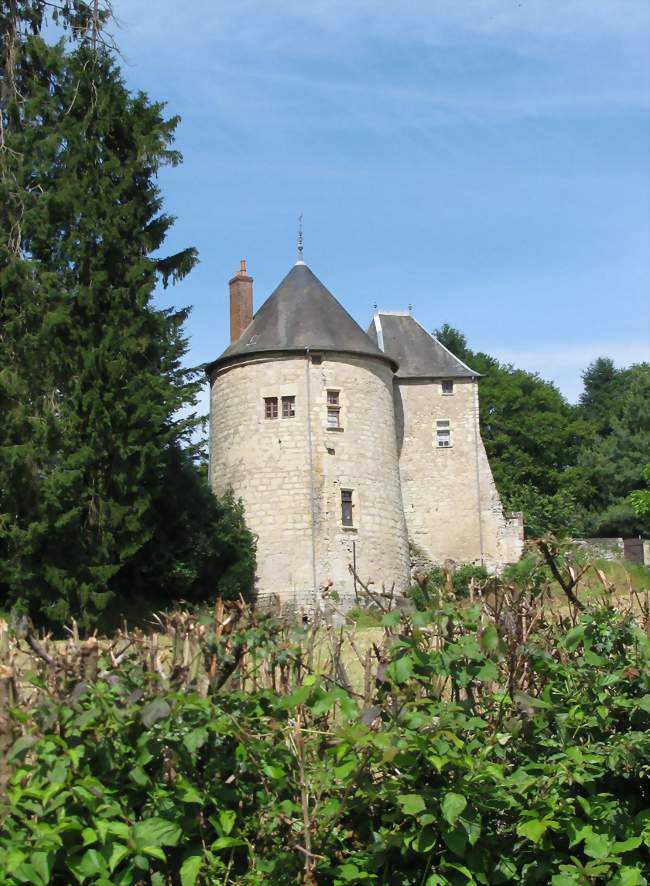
[[0, 5, 254, 628]]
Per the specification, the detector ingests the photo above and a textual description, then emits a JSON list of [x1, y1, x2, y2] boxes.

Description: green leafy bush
[[2, 589, 648, 884]]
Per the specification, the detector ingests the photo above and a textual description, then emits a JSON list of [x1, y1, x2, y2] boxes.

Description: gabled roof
[[208, 263, 397, 373], [367, 312, 478, 379]]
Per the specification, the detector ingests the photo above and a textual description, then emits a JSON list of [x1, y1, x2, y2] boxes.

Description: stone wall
[[209, 352, 410, 611], [395, 377, 523, 571]]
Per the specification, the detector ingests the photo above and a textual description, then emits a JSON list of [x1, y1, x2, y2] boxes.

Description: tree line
[[434, 326, 650, 539]]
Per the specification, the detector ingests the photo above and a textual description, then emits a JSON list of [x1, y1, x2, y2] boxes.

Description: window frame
[[341, 488, 354, 527], [281, 395, 296, 419], [441, 380, 454, 395], [264, 396, 278, 420], [326, 389, 342, 430], [436, 419, 451, 448]]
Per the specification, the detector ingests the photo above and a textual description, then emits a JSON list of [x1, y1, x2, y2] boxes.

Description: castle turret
[[207, 261, 410, 611], [368, 312, 524, 572]]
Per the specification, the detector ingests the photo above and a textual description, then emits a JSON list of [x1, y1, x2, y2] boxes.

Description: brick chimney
[[229, 259, 253, 343]]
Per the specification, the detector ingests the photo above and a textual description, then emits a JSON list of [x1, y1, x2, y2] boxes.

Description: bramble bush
[[0, 562, 649, 885]]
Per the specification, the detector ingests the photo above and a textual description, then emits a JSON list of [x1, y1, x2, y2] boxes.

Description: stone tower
[[367, 312, 524, 571], [207, 261, 411, 611]]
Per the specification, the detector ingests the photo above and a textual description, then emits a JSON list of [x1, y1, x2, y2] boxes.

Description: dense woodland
[[0, 1, 649, 633]]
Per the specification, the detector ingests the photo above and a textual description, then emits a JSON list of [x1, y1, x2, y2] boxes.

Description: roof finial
[[408, 303, 413, 315], [296, 213, 305, 265]]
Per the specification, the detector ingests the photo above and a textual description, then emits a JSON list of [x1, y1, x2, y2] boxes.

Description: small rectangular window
[[341, 489, 353, 526], [442, 380, 454, 395], [326, 390, 341, 428], [327, 409, 340, 429], [282, 395, 295, 418], [264, 397, 278, 420], [436, 420, 451, 447]]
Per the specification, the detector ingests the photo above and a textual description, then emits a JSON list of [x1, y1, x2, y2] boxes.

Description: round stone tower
[[206, 259, 410, 612]]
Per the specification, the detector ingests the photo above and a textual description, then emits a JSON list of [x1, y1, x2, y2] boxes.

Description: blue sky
[[109, 0, 649, 403]]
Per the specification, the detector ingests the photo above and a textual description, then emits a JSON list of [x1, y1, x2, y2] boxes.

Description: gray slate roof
[[367, 312, 478, 379], [208, 263, 396, 372]]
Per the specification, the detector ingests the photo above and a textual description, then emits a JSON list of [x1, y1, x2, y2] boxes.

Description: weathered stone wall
[[209, 353, 410, 611], [396, 377, 523, 571]]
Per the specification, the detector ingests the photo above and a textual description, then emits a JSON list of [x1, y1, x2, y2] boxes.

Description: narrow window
[[436, 420, 451, 447], [327, 390, 340, 428], [264, 397, 278, 420], [282, 395, 296, 418], [341, 489, 353, 526], [442, 380, 454, 395]]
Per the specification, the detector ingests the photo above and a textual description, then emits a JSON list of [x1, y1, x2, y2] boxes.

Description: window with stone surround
[[341, 489, 354, 526], [436, 419, 451, 447], [282, 395, 296, 418], [264, 397, 278, 420], [442, 380, 454, 395], [327, 390, 341, 429]]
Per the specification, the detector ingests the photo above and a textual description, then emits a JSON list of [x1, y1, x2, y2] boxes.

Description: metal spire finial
[[296, 213, 305, 265]]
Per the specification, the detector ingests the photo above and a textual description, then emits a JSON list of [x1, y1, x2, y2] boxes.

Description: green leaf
[[219, 810, 236, 836], [132, 817, 182, 849], [517, 819, 550, 843], [416, 826, 437, 853], [107, 844, 129, 874], [183, 728, 208, 754], [386, 655, 414, 684], [398, 793, 426, 815], [442, 792, 467, 827], [613, 837, 642, 853], [382, 611, 402, 627], [609, 866, 648, 886], [141, 698, 171, 728], [476, 660, 499, 682], [262, 764, 286, 779], [584, 832, 613, 860], [564, 625, 585, 649], [180, 855, 203, 886], [211, 836, 246, 850], [129, 766, 149, 787], [142, 846, 167, 861]]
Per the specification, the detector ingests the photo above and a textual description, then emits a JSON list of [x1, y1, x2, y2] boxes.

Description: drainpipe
[[305, 350, 319, 608], [472, 378, 485, 566]]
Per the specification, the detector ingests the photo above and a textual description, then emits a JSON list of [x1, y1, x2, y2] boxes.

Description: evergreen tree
[[1, 7, 254, 628]]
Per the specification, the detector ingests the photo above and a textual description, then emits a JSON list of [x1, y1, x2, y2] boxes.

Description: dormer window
[[442, 380, 454, 395]]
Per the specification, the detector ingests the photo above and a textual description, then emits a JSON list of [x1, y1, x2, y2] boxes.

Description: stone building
[[207, 254, 523, 611]]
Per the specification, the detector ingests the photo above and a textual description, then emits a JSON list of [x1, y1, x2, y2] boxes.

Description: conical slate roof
[[367, 312, 478, 379], [208, 263, 397, 372]]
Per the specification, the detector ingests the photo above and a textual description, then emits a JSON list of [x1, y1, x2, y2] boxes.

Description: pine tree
[[1, 7, 254, 628]]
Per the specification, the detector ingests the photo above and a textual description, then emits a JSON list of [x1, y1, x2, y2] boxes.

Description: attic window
[[436, 420, 451, 448], [264, 397, 278, 420], [282, 395, 296, 418], [442, 380, 454, 395]]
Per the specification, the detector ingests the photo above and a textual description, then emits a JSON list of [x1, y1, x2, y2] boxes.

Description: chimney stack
[[229, 259, 253, 343]]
